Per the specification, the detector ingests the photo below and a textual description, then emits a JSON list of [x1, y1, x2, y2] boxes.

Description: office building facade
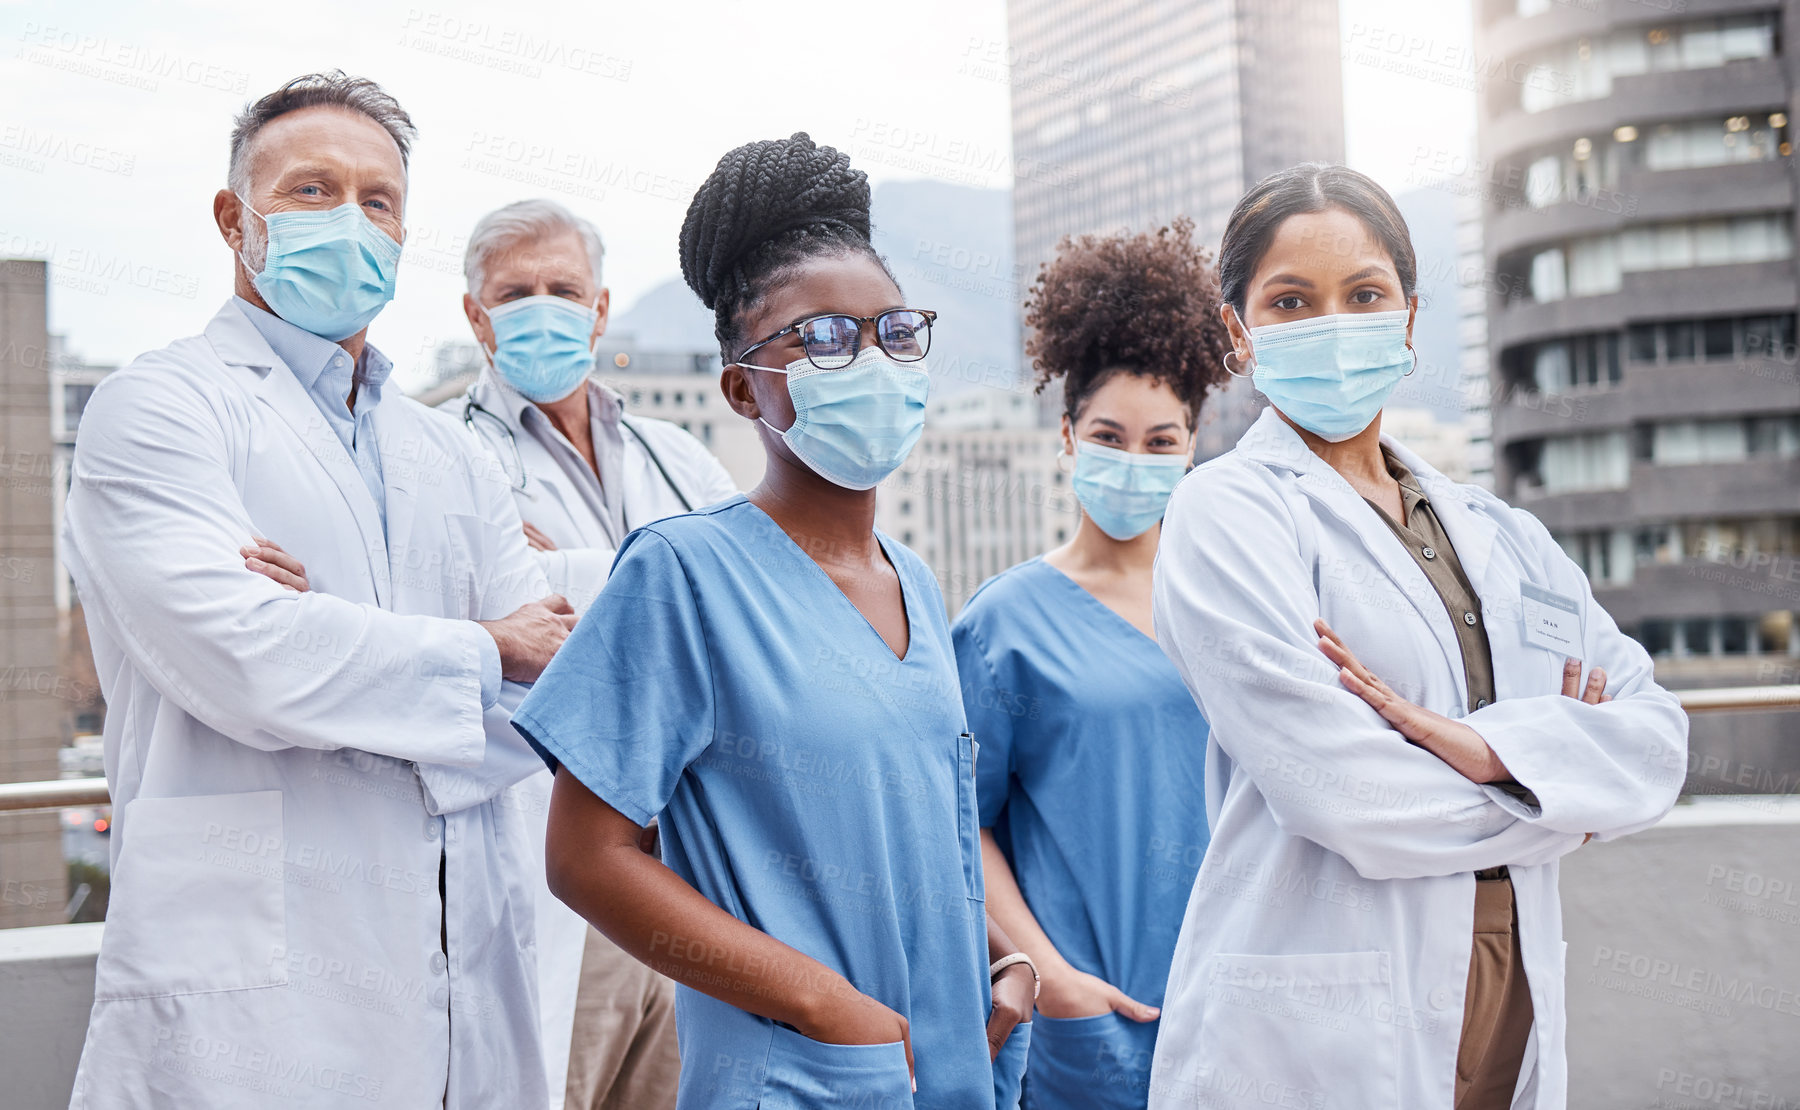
[[0, 259, 71, 927], [1475, 0, 1800, 786]]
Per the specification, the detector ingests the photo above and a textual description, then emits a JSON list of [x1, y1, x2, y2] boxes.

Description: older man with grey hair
[[64, 73, 571, 1108], [449, 198, 735, 1110]]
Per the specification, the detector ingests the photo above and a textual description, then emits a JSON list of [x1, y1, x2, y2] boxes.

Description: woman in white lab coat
[[1148, 164, 1688, 1110]]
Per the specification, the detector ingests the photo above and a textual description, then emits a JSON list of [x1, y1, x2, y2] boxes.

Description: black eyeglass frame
[[733, 309, 938, 372]]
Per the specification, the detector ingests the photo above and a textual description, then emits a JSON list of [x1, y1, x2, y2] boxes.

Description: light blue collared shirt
[[235, 297, 500, 707]]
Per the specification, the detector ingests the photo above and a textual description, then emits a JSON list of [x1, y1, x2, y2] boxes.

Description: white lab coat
[[1149, 409, 1687, 1110], [445, 367, 737, 1107], [64, 300, 552, 1109]]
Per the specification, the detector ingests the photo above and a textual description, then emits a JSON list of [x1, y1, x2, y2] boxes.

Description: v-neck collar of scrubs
[[1032, 555, 1159, 648], [741, 496, 919, 664]]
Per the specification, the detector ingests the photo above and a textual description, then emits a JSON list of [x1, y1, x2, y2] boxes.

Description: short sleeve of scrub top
[[513, 528, 710, 827], [953, 615, 1018, 828]]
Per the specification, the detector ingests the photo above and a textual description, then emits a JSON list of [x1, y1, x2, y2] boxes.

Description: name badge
[[1520, 581, 1582, 654]]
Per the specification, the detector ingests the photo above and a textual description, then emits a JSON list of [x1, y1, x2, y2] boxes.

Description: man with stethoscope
[[448, 198, 738, 1110]]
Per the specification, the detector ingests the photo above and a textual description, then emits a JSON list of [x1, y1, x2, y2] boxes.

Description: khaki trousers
[[563, 925, 680, 1110], [1454, 874, 1535, 1110]]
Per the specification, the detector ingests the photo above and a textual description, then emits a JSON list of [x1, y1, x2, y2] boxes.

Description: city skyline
[[1, 0, 1473, 389]]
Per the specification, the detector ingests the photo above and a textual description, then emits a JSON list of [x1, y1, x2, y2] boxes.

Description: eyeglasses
[[735, 309, 936, 372]]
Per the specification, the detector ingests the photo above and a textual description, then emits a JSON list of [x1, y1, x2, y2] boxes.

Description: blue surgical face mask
[[749, 346, 931, 490], [481, 295, 599, 403], [237, 197, 401, 342], [1241, 308, 1413, 442], [1070, 439, 1190, 541]]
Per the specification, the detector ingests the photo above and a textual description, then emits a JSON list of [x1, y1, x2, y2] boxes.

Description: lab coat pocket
[[992, 1020, 1031, 1110], [1196, 950, 1396, 1108], [95, 790, 288, 1000], [957, 732, 983, 903], [1024, 1012, 1152, 1110], [759, 1023, 913, 1109]]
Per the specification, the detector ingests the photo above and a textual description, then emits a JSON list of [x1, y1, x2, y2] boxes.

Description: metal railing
[[0, 777, 109, 813], [3, 686, 1798, 815]]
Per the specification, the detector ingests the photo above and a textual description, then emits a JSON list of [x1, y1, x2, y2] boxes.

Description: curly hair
[[679, 132, 895, 362], [1023, 218, 1230, 426]]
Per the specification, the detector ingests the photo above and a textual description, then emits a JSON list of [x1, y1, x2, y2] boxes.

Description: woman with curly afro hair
[[950, 219, 1229, 1109], [515, 133, 1035, 1110]]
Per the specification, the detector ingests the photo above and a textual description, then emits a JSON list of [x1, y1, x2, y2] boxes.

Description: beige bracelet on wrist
[[988, 952, 1040, 1000]]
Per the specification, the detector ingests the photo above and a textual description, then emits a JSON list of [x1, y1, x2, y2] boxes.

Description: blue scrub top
[[514, 496, 1003, 1110], [952, 557, 1210, 1109]]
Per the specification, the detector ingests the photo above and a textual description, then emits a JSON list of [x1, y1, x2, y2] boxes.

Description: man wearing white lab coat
[[1149, 408, 1689, 1109], [64, 73, 568, 1108], [447, 198, 738, 1110]]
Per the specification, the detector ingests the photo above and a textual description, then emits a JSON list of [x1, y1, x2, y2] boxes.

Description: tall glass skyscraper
[[1006, 0, 1347, 454]]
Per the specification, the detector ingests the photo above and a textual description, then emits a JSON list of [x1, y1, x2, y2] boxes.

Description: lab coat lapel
[[1240, 410, 1467, 702], [205, 302, 392, 605], [1384, 437, 1524, 695], [372, 403, 419, 610], [1383, 437, 1503, 605]]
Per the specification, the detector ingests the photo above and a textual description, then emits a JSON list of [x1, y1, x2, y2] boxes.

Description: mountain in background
[[611, 180, 1021, 396], [609, 276, 718, 351]]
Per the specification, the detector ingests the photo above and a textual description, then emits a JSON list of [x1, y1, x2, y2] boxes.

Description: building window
[[1619, 214, 1793, 272], [1523, 141, 1621, 209], [1643, 613, 1799, 658], [1637, 619, 1674, 656], [1554, 528, 1636, 586], [1519, 332, 1621, 392], [1518, 14, 1779, 114], [1527, 430, 1630, 492], [1652, 416, 1800, 464], [61, 382, 96, 436], [1525, 217, 1794, 303], [1681, 617, 1717, 655], [1644, 113, 1788, 170]]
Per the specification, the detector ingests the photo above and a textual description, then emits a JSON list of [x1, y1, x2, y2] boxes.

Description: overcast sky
[[0, 0, 1473, 386]]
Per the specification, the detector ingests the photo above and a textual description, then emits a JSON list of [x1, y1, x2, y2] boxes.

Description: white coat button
[[430, 952, 447, 975], [425, 820, 440, 841], [1429, 986, 1453, 1010], [1462, 611, 1478, 626], [430, 986, 449, 1007], [1421, 546, 1436, 560]]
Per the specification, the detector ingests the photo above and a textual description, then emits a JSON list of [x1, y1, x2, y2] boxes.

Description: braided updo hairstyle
[[680, 132, 896, 362], [1023, 217, 1230, 427]]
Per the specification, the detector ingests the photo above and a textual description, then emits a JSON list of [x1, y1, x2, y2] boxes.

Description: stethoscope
[[462, 396, 694, 513]]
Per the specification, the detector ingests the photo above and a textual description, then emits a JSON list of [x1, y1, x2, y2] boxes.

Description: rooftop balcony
[[3, 691, 1797, 1108]]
